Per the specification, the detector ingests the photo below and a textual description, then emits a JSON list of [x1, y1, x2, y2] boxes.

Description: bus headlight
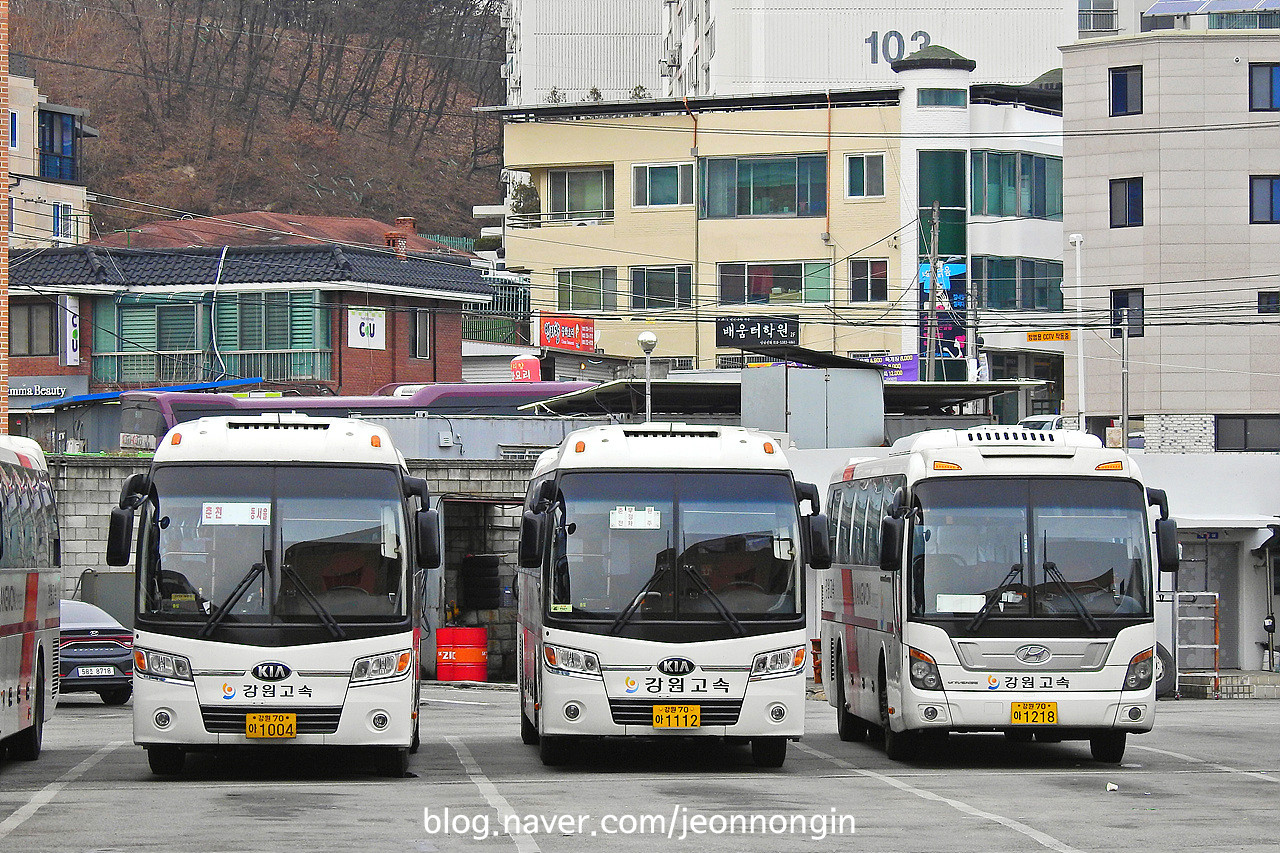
[[1124, 648, 1154, 690], [908, 648, 943, 691], [351, 650, 413, 683], [749, 646, 806, 680], [543, 644, 601, 678], [134, 649, 193, 682]]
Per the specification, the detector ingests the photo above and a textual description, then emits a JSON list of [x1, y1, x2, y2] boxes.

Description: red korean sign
[[537, 314, 596, 353]]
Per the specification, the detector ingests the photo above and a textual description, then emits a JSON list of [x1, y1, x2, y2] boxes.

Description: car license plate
[[76, 666, 116, 677], [1010, 702, 1057, 725], [652, 704, 700, 728], [246, 713, 297, 738]]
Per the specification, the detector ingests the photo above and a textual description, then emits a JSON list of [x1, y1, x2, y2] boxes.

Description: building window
[[971, 151, 1063, 220], [411, 309, 431, 358], [1260, 292, 1280, 313], [51, 203, 73, 240], [918, 150, 968, 260], [38, 110, 78, 181], [716, 353, 773, 368], [1110, 66, 1142, 116], [1216, 415, 1280, 452], [699, 155, 827, 218], [9, 302, 58, 356], [556, 267, 617, 312], [1110, 288, 1144, 338], [972, 257, 1063, 311], [214, 291, 322, 353], [548, 168, 614, 220], [1250, 176, 1280, 224], [718, 261, 830, 305], [630, 266, 692, 310], [1109, 177, 1143, 227], [1250, 63, 1280, 111], [8, 110, 16, 149], [632, 163, 694, 207], [846, 154, 885, 199], [918, 88, 967, 107], [849, 259, 889, 302], [1079, 0, 1118, 32]]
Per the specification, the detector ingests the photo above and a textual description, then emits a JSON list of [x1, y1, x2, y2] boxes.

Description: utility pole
[[1120, 307, 1130, 448], [924, 202, 940, 382], [1070, 233, 1086, 434]]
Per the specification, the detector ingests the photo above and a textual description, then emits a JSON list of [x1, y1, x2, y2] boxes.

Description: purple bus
[[118, 382, 594, 450]]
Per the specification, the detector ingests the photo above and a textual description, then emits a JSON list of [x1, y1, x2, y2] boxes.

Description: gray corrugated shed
[[10, 244, 493, 300]]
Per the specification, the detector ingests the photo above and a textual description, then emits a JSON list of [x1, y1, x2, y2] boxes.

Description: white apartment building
[[1061, 30, 1280, 453], [502, 0, 662, 104]]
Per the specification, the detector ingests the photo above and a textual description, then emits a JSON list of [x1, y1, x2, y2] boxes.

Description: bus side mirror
[[795, 481, 821, 515], [119, 473, 149, 510], [519, 510, 547, 569], [1147, 487, 1170, 520], [416, 509, 441, 569], [880, 516, 905, 572], [106, 507, 134, 566], [1155, 518, 1179, 573], [807, 513, 831, 570], [404, 475, 429, 504]]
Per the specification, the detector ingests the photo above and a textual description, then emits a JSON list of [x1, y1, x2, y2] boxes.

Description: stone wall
[[1144, 414, 1216, 453], [48, 455, 536, 681]]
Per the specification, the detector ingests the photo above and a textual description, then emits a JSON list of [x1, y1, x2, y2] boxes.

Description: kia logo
[[251, 662, 292, 682], [1015, 645, 1052, 665], [657, 657, 695, 676]]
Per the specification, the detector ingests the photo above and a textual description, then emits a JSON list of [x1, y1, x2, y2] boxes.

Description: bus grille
[[608, 699, 743, 727], [199, 706, 343, 734]]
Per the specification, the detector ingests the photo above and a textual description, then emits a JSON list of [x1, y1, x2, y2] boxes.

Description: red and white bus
[[820, 428, 1179, 763], [0, 436, 62, 761]]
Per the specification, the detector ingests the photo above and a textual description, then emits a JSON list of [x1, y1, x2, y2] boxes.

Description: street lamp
[[1069, 233, 1086, 434], [637, 331, 658, 423]]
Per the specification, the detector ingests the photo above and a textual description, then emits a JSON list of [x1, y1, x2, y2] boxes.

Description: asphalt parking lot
[[2, 687, 1278, 852]]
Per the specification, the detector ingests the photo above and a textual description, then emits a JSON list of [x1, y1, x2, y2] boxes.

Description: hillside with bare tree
[[12, 0, 506, 237]]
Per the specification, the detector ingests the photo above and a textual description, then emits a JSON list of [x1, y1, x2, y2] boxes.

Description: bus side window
[[827, 489, 842, 561], [851, 481, 868, 566], [865, 478, 883, 567], [837, 486, 853, 564]]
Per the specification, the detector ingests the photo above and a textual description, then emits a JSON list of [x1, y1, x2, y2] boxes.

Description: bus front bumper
[[539, 670, 805, 739], [900, 688, 1155, 734]]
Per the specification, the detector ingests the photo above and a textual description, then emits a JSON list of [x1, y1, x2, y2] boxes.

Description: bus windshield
[[547, 471, 801, 620], [138, 466, 408, 626], [909, 478, 1151, 621]]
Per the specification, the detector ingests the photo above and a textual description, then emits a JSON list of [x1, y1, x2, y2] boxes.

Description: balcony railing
[[508, 209, 614, 228], [92, 349, 332, 384], [1079, 10, 1118, 31]]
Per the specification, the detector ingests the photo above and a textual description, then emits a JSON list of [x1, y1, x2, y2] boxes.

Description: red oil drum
[[436, 627, 488, 682]]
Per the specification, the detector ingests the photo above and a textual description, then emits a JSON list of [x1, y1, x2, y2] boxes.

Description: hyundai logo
[[251, 662, 293, 682], [656, 657, 695, 676], [1015, 645, 1052, 665]]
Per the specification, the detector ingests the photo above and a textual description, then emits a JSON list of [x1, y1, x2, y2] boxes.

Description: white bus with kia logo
[[820, 427, 1179, 763], [107, 414, 440, 777], [511, 424, 829, 768]]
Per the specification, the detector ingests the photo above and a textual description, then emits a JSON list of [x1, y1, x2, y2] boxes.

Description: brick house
[[8, 241, 493, 441]]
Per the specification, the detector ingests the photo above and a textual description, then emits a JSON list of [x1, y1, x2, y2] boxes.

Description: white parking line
[[444, 736, 541, 853], [1131, 744, 1280, 783], [0, 740, 127, 839], [795, 743, 1085, 853]]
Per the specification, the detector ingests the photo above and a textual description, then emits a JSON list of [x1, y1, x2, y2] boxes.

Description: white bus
[[820, 428, 1179, 763], [107, 414, 440, 776], [511, 423, 829, 768], [0, 436, 61, 762]]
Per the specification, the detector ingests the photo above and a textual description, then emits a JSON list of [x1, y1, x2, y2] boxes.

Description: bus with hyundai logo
[[820, 427, 1178, 763], [0, 436, 61, 763], [512, 423, 829, 768], [106, 414, 440, 776]]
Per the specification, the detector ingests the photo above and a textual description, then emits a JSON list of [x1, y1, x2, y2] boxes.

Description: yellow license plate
[[246, 713, 297, 738], [1010, 702, 1057, 725], [652, 704, 700, 728]]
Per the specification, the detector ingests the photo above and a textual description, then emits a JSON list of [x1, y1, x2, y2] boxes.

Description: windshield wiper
[[608, 564, 671, 636], [280, 563, 345, 639], [677, 563, 747, 637], [1041, 561, 1101, 633], [966, 562, 1024, 633], [199, 561, 267, 639]]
